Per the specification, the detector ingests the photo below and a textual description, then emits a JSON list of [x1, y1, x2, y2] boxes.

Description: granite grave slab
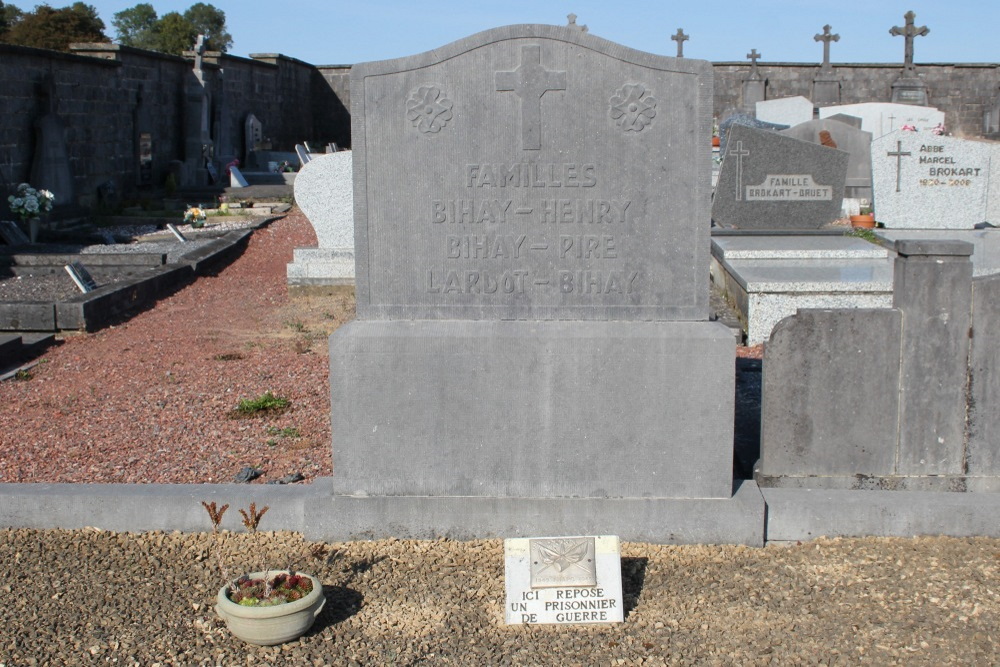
[[872, 131, 995, 228], [711, 124, 849, 230], [780, 118, 873, 199]]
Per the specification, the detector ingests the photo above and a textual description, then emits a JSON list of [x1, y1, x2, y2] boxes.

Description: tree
[[109, 2, 230, 55], [111, 2, 157, 50], [151, 11, 196, 56], [4, 2, 108, 51], [183, 2, 230, 52], [0, 1, 24, 36]]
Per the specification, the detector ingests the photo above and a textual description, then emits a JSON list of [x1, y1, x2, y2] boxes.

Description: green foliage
[[110, 1, 230, 54], [266, 425, 301, 438], [236, 391, 290, 416], [846, 227, 879, 243], [3, 2, 108, 51], [0, 1, 24, 36], [110, 2, 156, 49]]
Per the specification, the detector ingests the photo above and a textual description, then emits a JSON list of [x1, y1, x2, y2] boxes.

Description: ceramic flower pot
[[850, 214, 876, 229], [215, 571, 325, 645]]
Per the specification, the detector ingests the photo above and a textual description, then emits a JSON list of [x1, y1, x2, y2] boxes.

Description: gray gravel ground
[[0, 529, 996, 665]]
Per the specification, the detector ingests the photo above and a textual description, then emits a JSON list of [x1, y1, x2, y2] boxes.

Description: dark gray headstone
[[352, 25, 713, 321], [826, 113, 862, 129], [30, 74, 74, 212], [0, 221, 30, 246], [780, 118, 873, 199], [328, 24, 755, 542], [712, 125, 849, 229]]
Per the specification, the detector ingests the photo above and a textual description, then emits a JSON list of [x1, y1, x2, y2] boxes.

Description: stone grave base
[[330, 320, 736, 500], [762, 487, 1000, 541], [307, 481, 766, 546], [286, 247, 355, 286], [710, 234, 894, 344]]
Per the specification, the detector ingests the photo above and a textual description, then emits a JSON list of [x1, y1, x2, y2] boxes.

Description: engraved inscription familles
[[407, 44, 650, 303]]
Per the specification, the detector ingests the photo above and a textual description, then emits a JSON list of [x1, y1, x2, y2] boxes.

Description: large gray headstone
[[327, 24, 760, 543], [352, 25, 712, 321], [712, 125, 849, 230], [872, 131, 996, 229], [780, 118, 873, 199]]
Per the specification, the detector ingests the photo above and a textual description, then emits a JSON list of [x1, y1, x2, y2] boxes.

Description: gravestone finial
[[566, 13, 587, 33], [671, 28, 689, 58], [889, 11, 929, 73], [814, 25, 839, 70], [746, 49, 762, 80]]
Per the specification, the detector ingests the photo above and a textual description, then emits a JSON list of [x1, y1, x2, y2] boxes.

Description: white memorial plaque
[[504, 535, 623, 625]]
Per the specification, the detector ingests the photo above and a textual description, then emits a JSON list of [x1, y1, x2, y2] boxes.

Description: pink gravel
[[0, 210, 342, 485]]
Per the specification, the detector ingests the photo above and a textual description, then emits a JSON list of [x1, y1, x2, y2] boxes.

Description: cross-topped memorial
[[496, 44, 567, 151], [814, 25, 839, 70], [746, 49, 762, 79], [890, 11, 929, 72], [671, 28, 689, 58]]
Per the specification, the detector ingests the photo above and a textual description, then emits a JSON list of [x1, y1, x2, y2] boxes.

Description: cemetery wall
[[0, 43, 350, 208], [713, 62, 999, 139]]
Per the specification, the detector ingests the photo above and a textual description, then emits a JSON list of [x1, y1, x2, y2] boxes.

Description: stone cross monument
[[671, 28, 688, 58], [812, 24, 841, 105], [889, 11, 930, 105], [743, 49, 766, 112]]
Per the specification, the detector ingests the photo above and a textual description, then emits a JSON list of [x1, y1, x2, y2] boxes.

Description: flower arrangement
[[7, 183, 54, 223], [931, 123, 947, 136], [183, 206, 207, 228], [901, 124, 918, 132]]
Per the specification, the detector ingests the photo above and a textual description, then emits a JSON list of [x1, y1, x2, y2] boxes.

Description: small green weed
[[266, 425, 301, 438], [214, 352, 244, 361], [285, 320, 307, 333], [846, 227, 879, 243], [13, 368, 32, 381], [234, 391, 290, 416]]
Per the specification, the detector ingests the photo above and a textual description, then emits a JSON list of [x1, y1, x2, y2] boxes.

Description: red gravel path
[[0, 210, 341, 484], [0, 211, 760, 485]]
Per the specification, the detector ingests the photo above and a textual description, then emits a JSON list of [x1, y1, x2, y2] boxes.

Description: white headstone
[[872, 131, 997, 229], [819, 102, 944, 140], [229, 165, 249, 188], [504, 535, 624, 625], [295, 143, 312, 167], [287, 151, 355, 285], [756, 96, 814, 127]]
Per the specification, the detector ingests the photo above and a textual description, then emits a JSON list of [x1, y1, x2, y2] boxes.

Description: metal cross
[[746, 49, 762, 78], [814, 25, 839, 69], [729, 140, 750, 201], [671, 28, 689, 58], [496, 45, 567, 151], [887, 140, 912, 193], [890, 11, 929, 72]]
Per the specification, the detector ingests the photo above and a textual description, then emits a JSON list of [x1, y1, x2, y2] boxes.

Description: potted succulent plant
[[850, 205, 876, 229], [202, 501, 326, 645]]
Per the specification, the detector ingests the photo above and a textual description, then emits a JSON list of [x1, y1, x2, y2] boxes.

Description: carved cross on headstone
[[193, 33, 206, 71], [746, 49, 762, 79], [814, 25, 839, 70], [496, 45, 567, 151], [728, 140, 750, 201], [671, 28, 689, 58], [890, 11, 929, 72], [566, 13, 587, 33], [887, 140, 912, 193]]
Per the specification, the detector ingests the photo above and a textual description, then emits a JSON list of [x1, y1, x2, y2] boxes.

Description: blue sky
[[72, 1, 997, 66]]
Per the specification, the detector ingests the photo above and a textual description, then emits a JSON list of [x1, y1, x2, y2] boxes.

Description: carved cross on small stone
[[671, 28, 689, 58], [890, 11, 929, 72], [814, 25, 839, 70], [496, 44, 567, 151], [567, 13, 587, 33], [746, 49, 762, 79]]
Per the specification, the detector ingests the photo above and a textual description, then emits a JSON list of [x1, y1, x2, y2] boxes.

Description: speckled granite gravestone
[[756, 96, 814, 127], [712, 125, 849, 230], [780, 118, 873, 200], [324, 23, 763, 545], [871, 131, 997, 229], [287, 152, 354, 285]]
